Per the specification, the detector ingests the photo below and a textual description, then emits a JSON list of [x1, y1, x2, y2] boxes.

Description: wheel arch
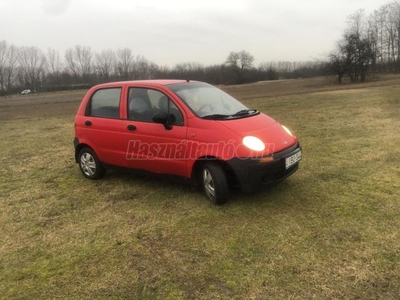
[[75, 143, 94, 163], [191, 156, 238, 186]]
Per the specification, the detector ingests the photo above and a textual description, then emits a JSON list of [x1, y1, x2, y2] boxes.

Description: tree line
[[0, 1, 399, 95], [0, 42, 328, 96]]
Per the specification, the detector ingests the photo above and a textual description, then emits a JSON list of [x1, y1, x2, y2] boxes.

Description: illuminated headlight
[[243, 136, 265, 151], [282, 125, 293, 137]]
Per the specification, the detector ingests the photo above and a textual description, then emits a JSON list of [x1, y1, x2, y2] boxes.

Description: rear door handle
[[85, 120, 92, 126], [127, 124, 137, 131]]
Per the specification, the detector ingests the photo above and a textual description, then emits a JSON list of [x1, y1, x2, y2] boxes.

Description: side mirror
[[152, 112, 172, 130]]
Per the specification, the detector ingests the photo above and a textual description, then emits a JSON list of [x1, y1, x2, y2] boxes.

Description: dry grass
[[0, 76, 399, 299], [0, 90, 85, 120], [222, 73, 400, 100]]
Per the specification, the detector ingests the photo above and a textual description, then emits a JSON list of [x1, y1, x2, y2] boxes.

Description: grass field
[[0, 76, 399, 299]]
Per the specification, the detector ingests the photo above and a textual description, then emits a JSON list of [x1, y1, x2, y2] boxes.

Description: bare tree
[[329, 9, 375, 83], [5, 44, 18, 92], [95, 49, 116, 81], [329, 48, 347, 84], [147, 61, 160, 79], [225, 50, 254, 83], [64, 45, 93, 82], [376, 5, 389, 66], [367, 12, 380, 71], [365, 2, 400, 71], [75, 45, 92, 80], [18, 46, 47, 91], [258, 62, 279, 80], [47, 48, 62, 75], [131, 55, 154, 79], [0, 41, 7, 92], [46, 48, 63, 87], [387, 2, 400, 70], [394, 2, 400, 68], [65, 47, 78, 77], [116, 48, 133, 80]]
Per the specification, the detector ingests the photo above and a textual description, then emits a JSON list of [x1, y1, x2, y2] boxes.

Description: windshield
[[167, 82, 250, 118]]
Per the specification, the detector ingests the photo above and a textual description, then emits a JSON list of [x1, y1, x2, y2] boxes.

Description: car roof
[[94, 79, 197, 89]]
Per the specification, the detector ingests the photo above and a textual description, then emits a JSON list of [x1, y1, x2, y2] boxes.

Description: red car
[[74, 80, 302, 204]]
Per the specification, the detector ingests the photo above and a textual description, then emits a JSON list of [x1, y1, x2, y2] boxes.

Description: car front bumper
[[226, 142, 302, 193]]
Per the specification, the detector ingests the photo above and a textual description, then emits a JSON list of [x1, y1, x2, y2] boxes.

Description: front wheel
[[78, 148, 105, 180], [201, 163, 229, 205]]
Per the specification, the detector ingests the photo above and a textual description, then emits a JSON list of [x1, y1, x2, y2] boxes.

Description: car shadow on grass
[[100, 168, 304, 208]]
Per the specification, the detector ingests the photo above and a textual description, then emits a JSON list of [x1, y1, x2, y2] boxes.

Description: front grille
[[272, 142, 300, 160], [262, 163, 298, 184]]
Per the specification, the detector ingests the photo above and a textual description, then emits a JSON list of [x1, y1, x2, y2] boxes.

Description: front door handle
[[85, 120, 92, 126], [127, 124, 137, 131]]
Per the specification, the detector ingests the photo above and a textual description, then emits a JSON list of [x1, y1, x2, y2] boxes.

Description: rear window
[[89, 88, 121, 119]]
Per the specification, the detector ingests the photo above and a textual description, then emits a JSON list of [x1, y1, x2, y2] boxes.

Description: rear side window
[[88, 88, 121, 119]]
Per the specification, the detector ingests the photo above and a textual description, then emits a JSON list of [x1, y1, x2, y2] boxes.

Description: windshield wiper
[[201, 114, 231, 119], [232, 108, 258, 117]]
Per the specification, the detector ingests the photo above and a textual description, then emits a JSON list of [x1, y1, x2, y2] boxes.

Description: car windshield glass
[[167, 82, 249, 118]]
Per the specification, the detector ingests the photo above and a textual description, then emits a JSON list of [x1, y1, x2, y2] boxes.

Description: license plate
[[285, 150, 302, 169]]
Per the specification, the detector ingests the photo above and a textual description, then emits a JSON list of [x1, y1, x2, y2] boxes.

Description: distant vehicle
[[21, 89, 31, 95], [74, 80, 302, 205]]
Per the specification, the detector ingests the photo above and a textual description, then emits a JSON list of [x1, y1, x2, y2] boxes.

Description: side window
[[89, 88, 121, 119], [128, 88, 153, 122], [128, 88, 183, 125], [157, 95, 184, 126]]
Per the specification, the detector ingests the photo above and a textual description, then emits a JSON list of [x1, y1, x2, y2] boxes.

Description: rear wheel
[[201, 163, 229, 205], [78, 148, 105, 180]]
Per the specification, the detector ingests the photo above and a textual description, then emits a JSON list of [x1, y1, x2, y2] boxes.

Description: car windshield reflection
[[167, 82, 250, 118]]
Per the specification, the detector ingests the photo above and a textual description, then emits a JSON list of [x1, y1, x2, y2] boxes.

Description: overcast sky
[[0, 0, 391, 66]]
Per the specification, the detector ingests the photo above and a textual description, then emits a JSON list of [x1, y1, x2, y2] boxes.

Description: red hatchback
[[74, 80, 302, 204]]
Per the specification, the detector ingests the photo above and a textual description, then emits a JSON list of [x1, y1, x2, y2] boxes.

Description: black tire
[[78, 148, 105, 180], [201, 163, 229, 205]]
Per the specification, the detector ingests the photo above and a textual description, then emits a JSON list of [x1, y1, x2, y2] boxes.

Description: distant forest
[[1, 1, 400, 95]]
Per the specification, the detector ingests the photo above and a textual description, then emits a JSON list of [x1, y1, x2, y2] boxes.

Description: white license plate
[[285, 150, 302, 169]]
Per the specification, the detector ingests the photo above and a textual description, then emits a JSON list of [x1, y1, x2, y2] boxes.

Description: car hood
[[217, 113, 297, 154]]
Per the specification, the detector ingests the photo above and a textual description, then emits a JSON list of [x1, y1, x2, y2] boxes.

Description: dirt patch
[[221, 74, 400, 100], [0, 90, 86, 120]]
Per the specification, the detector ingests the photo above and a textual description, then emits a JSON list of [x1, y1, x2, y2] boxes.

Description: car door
[[122, 87, 188, 177], [79, 86, 127, 167]]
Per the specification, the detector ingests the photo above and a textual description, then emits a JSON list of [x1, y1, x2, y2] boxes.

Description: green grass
[[0, 82, 399, 299]]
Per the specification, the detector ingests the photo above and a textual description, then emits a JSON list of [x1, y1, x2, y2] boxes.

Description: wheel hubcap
[[203, 168, 215, 198], [80, 153, 96, 176]]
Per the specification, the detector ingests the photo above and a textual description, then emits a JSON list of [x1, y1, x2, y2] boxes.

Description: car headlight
[[282, 125, 293, 137], [243, 136, 265, 151]]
